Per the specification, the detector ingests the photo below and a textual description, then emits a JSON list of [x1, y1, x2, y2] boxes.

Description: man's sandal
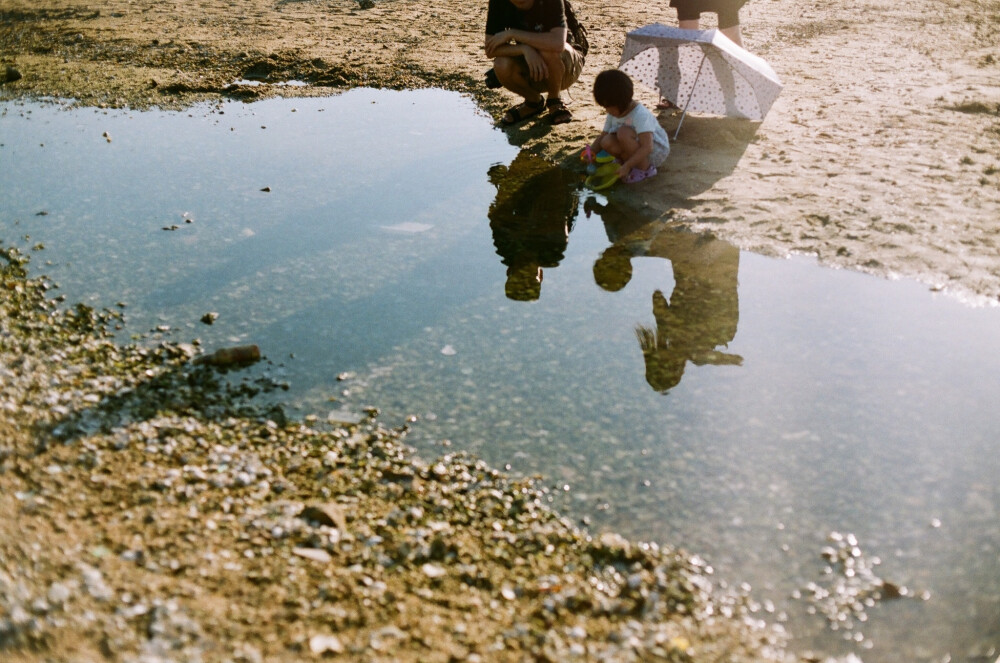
[[501, 98, 545, 126], [546, 97, 572, 125]]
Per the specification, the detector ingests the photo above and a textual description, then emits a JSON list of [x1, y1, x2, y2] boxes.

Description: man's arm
[[486, 26, 566, 57]]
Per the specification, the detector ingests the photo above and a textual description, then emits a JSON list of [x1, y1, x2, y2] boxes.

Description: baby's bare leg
[[615, 126, 649, 168]]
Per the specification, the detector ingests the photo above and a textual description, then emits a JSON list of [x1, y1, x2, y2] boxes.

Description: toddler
[[587, 69, 670, 184]]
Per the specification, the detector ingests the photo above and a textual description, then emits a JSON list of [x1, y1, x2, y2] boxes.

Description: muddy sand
[[3, 0, 1000, 303]]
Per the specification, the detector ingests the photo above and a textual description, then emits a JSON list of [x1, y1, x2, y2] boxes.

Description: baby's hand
[[581, 145, 595, 163]]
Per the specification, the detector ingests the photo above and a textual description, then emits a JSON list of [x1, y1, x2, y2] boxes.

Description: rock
[[421, 563, 446, 579], [193, 344, 260, 366], [292, 547, 332, 564], [300, 502, 348, 530], [3, 66, 22, 84], [47, 582, 72, 606], [326, 409, 366, 425], [370, 625, 406, 651], [309, 634, 344, 654]]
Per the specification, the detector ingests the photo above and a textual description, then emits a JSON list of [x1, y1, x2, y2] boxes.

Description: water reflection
[[586, 197, 741, 392], [4, 97, 1000, 663], [488, 152, 579, 301]]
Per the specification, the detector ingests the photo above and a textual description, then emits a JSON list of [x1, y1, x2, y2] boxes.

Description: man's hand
[[486, 26, 567, 58], [485, 29, 512, 56], [521, 46, 548, 81]]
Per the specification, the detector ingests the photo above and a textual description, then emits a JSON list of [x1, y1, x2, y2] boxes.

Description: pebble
[[309, 634, 344, 654], [421, 562, 446, 579], [292, 547, 333, 564]]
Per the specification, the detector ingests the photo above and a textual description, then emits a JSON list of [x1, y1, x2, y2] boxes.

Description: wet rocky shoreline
[[0, 244, 799, 661]]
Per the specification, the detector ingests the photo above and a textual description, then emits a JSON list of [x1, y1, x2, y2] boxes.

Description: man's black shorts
[[669, 0, 748, 29]]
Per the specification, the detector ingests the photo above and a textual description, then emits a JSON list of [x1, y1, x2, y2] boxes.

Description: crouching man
[[484, 0, 587, 126]]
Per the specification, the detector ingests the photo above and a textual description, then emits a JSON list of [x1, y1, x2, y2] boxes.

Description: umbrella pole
[[674, 52, 709, 140]]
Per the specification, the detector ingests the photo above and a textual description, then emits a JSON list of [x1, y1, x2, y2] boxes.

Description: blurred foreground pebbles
[[0, 244, 796, 661]]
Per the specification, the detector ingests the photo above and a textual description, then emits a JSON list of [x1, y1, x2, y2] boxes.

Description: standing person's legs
[[661, 0, 701, 109], [716, 0, 747, 47], [671, 0, 702, 28], [674, 0, 745, 46], [720, 24, 743, 46]]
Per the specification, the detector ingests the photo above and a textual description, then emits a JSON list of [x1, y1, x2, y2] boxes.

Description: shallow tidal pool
[[2, 89, 999, 662]]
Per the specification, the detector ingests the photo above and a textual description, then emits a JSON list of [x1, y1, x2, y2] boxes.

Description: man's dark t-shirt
[[486, 0, 581, 52]]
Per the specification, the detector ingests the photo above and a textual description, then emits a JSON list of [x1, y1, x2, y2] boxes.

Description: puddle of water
[[2, 91, 999, 662]]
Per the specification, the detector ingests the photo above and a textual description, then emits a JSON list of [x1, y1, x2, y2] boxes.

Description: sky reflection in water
[[2, 90, 999, 662]]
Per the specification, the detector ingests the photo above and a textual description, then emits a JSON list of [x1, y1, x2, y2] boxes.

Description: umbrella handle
[[674, 51, 709, 140]]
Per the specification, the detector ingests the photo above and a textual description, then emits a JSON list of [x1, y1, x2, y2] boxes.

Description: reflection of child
[[587, 69, 670, 184]]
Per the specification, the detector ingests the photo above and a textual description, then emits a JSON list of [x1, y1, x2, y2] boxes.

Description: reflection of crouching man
[[484, 0, 587, 126]]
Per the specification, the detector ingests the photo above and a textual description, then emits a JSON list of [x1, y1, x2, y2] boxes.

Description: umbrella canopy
[[619, 24, 782, 130]]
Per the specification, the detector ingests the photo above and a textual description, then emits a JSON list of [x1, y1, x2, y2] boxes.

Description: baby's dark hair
[[593, 69, 634, 110]]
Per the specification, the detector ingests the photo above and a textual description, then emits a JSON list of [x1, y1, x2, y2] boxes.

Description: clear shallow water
[[2, 91, 999, 662]]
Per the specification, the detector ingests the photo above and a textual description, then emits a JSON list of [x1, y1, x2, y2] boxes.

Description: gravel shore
[[1, 246, 796, 660]]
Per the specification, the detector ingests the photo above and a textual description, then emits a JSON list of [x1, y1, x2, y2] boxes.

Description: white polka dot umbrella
[[619, 24, 783, 137]]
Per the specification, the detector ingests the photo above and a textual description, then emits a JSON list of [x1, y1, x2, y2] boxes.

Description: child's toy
[[581, 146, 616, 174], [584, 160, 620, 191]]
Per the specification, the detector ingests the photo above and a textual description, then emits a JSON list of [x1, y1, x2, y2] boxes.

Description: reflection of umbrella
[[619, 23, 782, 137]]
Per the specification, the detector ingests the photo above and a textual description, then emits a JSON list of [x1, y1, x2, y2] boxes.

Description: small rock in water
[[327, 409, 365, 425], [193, 344, 261, 366]]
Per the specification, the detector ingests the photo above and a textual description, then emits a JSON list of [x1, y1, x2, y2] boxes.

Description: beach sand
[[2, 1, 1000, 660]]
